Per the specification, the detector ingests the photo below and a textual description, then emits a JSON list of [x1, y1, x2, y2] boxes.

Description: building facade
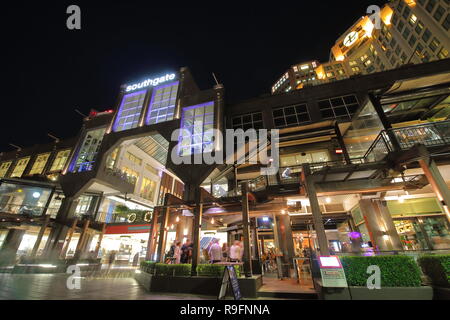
[[0, 60, 449, 280], [272, 0, 450, 94]]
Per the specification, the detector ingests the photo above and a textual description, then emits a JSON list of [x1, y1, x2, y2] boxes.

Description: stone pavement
[[0, 273, 216, 300]]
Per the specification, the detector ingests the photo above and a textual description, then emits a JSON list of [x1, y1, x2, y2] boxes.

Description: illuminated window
[[125, 152, 142, 166], [113, 90, 147, 132], [273, 104, 310, 128], [140, 177, 156, 201], [50, 150, 71, 172], [122, 167, 139, 185], [280, 150, 330, 167], [71, 128, 105, 172], [29, 153, 50, 175], [0, 162, 12, 178], [146, 82, 179, 125], [409, 14, 417, 25], [415, 21, 424, 34], [429, 37, 441, 52], [10, 157, 30, 178], [178, 102, 215, 157], [438, 47, 449, 59], [75, 195, 94, 216], [145, 164, 158, 175]]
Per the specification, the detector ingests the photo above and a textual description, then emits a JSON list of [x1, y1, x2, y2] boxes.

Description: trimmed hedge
[[196, 264, 241, 278], [139, 261, 241, 278], [418, 255, 450, 288], [340, 256, 422, 287]]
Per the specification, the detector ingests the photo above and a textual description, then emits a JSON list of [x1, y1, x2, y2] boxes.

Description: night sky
[[1, 0, 386, 151]]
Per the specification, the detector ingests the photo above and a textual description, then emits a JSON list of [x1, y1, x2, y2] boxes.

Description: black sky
[[0, 0, 386, 151]]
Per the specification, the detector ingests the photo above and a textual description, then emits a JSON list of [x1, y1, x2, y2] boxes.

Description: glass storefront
[[0, 182, 53, 216], [70, 128, 106, 172]]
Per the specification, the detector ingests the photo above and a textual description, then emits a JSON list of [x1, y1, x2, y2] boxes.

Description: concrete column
[[31, 215, 51, 258], [0, 229, 26, 266], [94, 223, 106, 257], [241, 182, 253, 278], [191, 190, 203, 276], [60, 218, 78, 259], [279, 214, 296, 274], [44, 224, 71, 260], [373, 200, 403, 251], [419, 158, 450, 223], [73, 219, 90, 260], [272, 213, 284, 279], [302, 164, 330, 255], [146, 208, 159, 261]]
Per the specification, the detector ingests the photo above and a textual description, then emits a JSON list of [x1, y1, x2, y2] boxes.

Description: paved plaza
[[0, 272, 216, 300]]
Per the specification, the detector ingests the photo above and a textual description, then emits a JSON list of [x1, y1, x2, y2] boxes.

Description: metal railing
[[0, 204, 47, 217], [103, 167, 137, 185]]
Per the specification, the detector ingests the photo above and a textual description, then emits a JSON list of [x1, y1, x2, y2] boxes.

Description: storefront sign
[[218, 266, 242, 300], [125, 73, 176, 92], [318, 256, 348, 288], [105, 224, 151, 234]]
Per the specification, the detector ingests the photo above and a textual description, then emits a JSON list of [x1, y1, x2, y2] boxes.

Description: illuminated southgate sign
[[125, 73, 176, 92]]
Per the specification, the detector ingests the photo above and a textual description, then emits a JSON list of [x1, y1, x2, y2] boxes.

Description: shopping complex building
[[272, 0, 450, 94], [0, 55, 449, 280]]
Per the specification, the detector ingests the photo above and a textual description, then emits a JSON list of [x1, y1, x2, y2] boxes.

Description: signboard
[[318, 256, 348, 288], [125, 73, 176, 92], [218, 266, 242, 300]]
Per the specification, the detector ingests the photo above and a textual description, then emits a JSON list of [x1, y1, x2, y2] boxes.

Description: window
[[71, 128, 105, 172], [272, 104, 310, 128], [409, 14, 417, 25], [280, 150, 330, 167], [443, 14, 450, 31], [178, 102, 215, 157], [140, 177, 156, 201], [146, 82, 179, 125], [415, 21, 424, 34], [402, 6, 411, 19], [113, 90, 147, 132], [0, 162, 12, 178], [402, 27, 411, 40], [50, 150, 71, 172], [433, 5, 445, 21], [145, 163, 158, 175], [425, 0, 437, 13], [318, 95, 359, 120], [10, 157, 30, 178], [75, 195, 94, 216], [122, 167, 139, 185], [232, 112, 264, 130], [408, 34, 417, 47], [422, 29, 432, 43], [397, 20, 405, 32], [29, 153, 50, 175], [430, 37, 441, 52], [125, 152, 142, 166], [438, 47, 449, 59]]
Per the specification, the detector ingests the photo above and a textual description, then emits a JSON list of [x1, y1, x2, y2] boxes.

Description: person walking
[[209, 239, 222, 264], [180, 239, 191, 264], [174, 241, 182, 264], [229, 241, 241, 263], [238, 241, 244, 261], [222, 243, 229, 262]]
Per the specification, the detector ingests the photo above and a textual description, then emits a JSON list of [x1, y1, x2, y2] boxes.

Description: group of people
[[167, 239, 194, 264], [206, 240, 244, 264], [167, 239, 245, 264]]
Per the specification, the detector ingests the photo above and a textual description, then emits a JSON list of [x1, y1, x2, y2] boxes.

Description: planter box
[[135, 272, 262, 298], [432, 286, 450, 300]]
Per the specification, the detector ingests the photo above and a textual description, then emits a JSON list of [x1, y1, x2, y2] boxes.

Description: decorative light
[[211, 218, 215, 224], [281, 210, 286, 215], [32, 192, 41, 199], [326, 197, 332, 204], [175, 216, 180, 223], [170, 224, 174, 230]]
